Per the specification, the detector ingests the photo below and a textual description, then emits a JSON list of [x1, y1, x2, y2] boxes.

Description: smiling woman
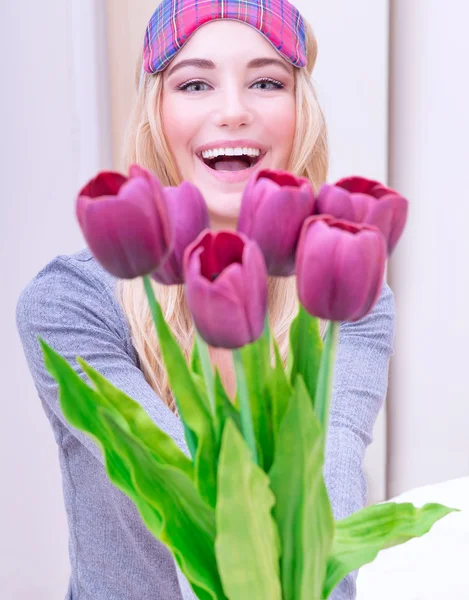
[[15, 1, 396, 599]]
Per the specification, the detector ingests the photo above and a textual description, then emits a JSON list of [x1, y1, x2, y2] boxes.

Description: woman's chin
[[206, 201, 241, 231]]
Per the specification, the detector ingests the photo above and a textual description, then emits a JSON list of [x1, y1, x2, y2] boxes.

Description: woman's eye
[[178, 80, 211, 93], [251, 78, 285, 91]]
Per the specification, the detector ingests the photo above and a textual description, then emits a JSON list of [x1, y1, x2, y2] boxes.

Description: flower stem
[[195, 330, 216, 417], [142, 275, 198, 458], [314, 321, 340, 449], [143, 275, 159, 323], [233, 349, 259, 465]]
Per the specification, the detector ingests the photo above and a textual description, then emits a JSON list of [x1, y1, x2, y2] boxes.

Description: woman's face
[[161, 20, 296, 230]]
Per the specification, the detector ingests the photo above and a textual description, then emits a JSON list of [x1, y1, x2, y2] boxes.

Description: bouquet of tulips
[[40, 166, 457, 600]]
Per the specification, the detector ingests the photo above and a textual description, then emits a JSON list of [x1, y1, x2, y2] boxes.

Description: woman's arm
[[324, 280, 396, 600], [16, 254, 193, 599], [16, 255, 190, 464]]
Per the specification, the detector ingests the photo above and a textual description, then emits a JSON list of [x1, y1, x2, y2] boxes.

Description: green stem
[[233, 349, 259, 465], [194, 330, 216, 417], [314, 321, 340, 448], [143, 275, 159, 323], [142, 275, 197, 458]]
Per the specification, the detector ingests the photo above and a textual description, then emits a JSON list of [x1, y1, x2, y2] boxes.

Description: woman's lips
[[196, 152, 267, 183]]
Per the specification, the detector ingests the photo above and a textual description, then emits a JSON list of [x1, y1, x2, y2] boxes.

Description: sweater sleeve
[[324, 280, 396, 600], [16, 255, 196, 600], [15, 255, 190, 464]]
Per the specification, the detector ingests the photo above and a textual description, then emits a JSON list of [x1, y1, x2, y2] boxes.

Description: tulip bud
[[151, 181, 209, 285], [237, 169, 315, 276], [183, 230, 268, 349], [76, 165, 173, 279], [315, 176, 408, 255], [296, 215, 387, 322]]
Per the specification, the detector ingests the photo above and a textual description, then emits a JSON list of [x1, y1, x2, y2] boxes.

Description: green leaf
[[190, 337, 203, 377], [77, 357, 194, 479], [289, 305, 323, 409], [314, 321, 339, 441], [269, 376, 334, 600], [143, 277, 210, 458], [99, 406, 227, 600], [323, 501, 460, 599], [142, 280, 220, 509], [238, 326, 274, 470], [39, 339, 164, 536], [215, 419, 282, 600], [267, 336, 292, 442], [214, 369, 242, 434]]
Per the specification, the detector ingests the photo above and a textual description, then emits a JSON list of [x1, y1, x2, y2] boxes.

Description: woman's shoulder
[[18, 247, 117, 303], [16, 247, 128, 348], [26, 247, 116, 294]]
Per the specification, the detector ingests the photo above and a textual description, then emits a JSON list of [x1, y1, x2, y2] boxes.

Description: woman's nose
[[212, 89, 254, 129]]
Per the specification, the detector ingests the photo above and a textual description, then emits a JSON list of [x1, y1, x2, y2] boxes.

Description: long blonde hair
[[117, 19, 329, 414]]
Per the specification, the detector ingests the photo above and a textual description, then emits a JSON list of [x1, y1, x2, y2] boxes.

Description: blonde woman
[[16, 1, 395, 599]]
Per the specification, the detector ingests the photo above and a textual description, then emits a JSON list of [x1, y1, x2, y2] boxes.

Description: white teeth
[[201, 147, 261, 159]]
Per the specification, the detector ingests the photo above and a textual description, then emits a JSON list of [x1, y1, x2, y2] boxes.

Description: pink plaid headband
[[142, 0, 307, 75]]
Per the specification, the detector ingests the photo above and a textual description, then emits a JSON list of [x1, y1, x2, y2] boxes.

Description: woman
[[16, 1, 395, 599]]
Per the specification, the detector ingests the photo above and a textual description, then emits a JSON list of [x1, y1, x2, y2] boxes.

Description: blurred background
[[1, 0, 468, 598]]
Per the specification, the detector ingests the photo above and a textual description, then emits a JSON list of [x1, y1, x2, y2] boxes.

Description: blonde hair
[[117, 19, 329, 414]]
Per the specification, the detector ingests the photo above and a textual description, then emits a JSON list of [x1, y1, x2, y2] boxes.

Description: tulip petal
[[297, 217, 387, 322], [238, 171, 315, 276], [332, 228, 386, 321], [297, 219, 341, 319], [259, 170, 306, 187], [79, 171, 127, 199], [367, 194, 408, 254], [315, 184, 355, 221], [185, 255, 251, 348], [240, 242, 268, 341], [349, 193, 373, 222], [132, 166, 174, 253], [80, 198, 167, 279], [76, 165, 174, 279], [184, 231, 268, 348], [253, 188, 313, 276], [152, 182, 209, 285], [335, 176, 392, 199]]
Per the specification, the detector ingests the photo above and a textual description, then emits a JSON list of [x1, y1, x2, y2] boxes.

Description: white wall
[[387, 0, 469, 496], [0, 1, 111, 598]]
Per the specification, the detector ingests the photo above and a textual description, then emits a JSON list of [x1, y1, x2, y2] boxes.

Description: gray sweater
[[16, 248, 395, 600]]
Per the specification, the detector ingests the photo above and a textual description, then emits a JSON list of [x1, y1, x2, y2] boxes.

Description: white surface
[[357, 476, 469, 599], [387, 0, 469, 495], [1, 1, 112, 598]]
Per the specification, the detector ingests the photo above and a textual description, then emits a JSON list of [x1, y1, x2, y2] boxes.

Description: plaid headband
[[143, 0, 307, 75]]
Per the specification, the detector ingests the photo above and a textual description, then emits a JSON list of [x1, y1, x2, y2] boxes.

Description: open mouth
[[198, 149, 264, 172]]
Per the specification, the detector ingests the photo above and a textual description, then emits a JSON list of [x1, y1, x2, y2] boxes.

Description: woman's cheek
[[267, 102, 296, 140]]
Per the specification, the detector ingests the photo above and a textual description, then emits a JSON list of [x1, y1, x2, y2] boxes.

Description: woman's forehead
[[168, 20, 292, 69]]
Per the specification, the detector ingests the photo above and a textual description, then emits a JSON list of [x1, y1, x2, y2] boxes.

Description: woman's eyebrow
[[247, 57, 291, 74], [166, 57, 291, 77], [166, 59, 215, 77]]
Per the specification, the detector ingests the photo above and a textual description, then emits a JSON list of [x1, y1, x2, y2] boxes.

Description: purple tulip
[[296, 215, 387, 322], [315, 175, 408, 255], [76, 165, 173, 279], [237, 169, 315, 276], [183, 230, 268, 349], [150, 181, 210, 285]]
